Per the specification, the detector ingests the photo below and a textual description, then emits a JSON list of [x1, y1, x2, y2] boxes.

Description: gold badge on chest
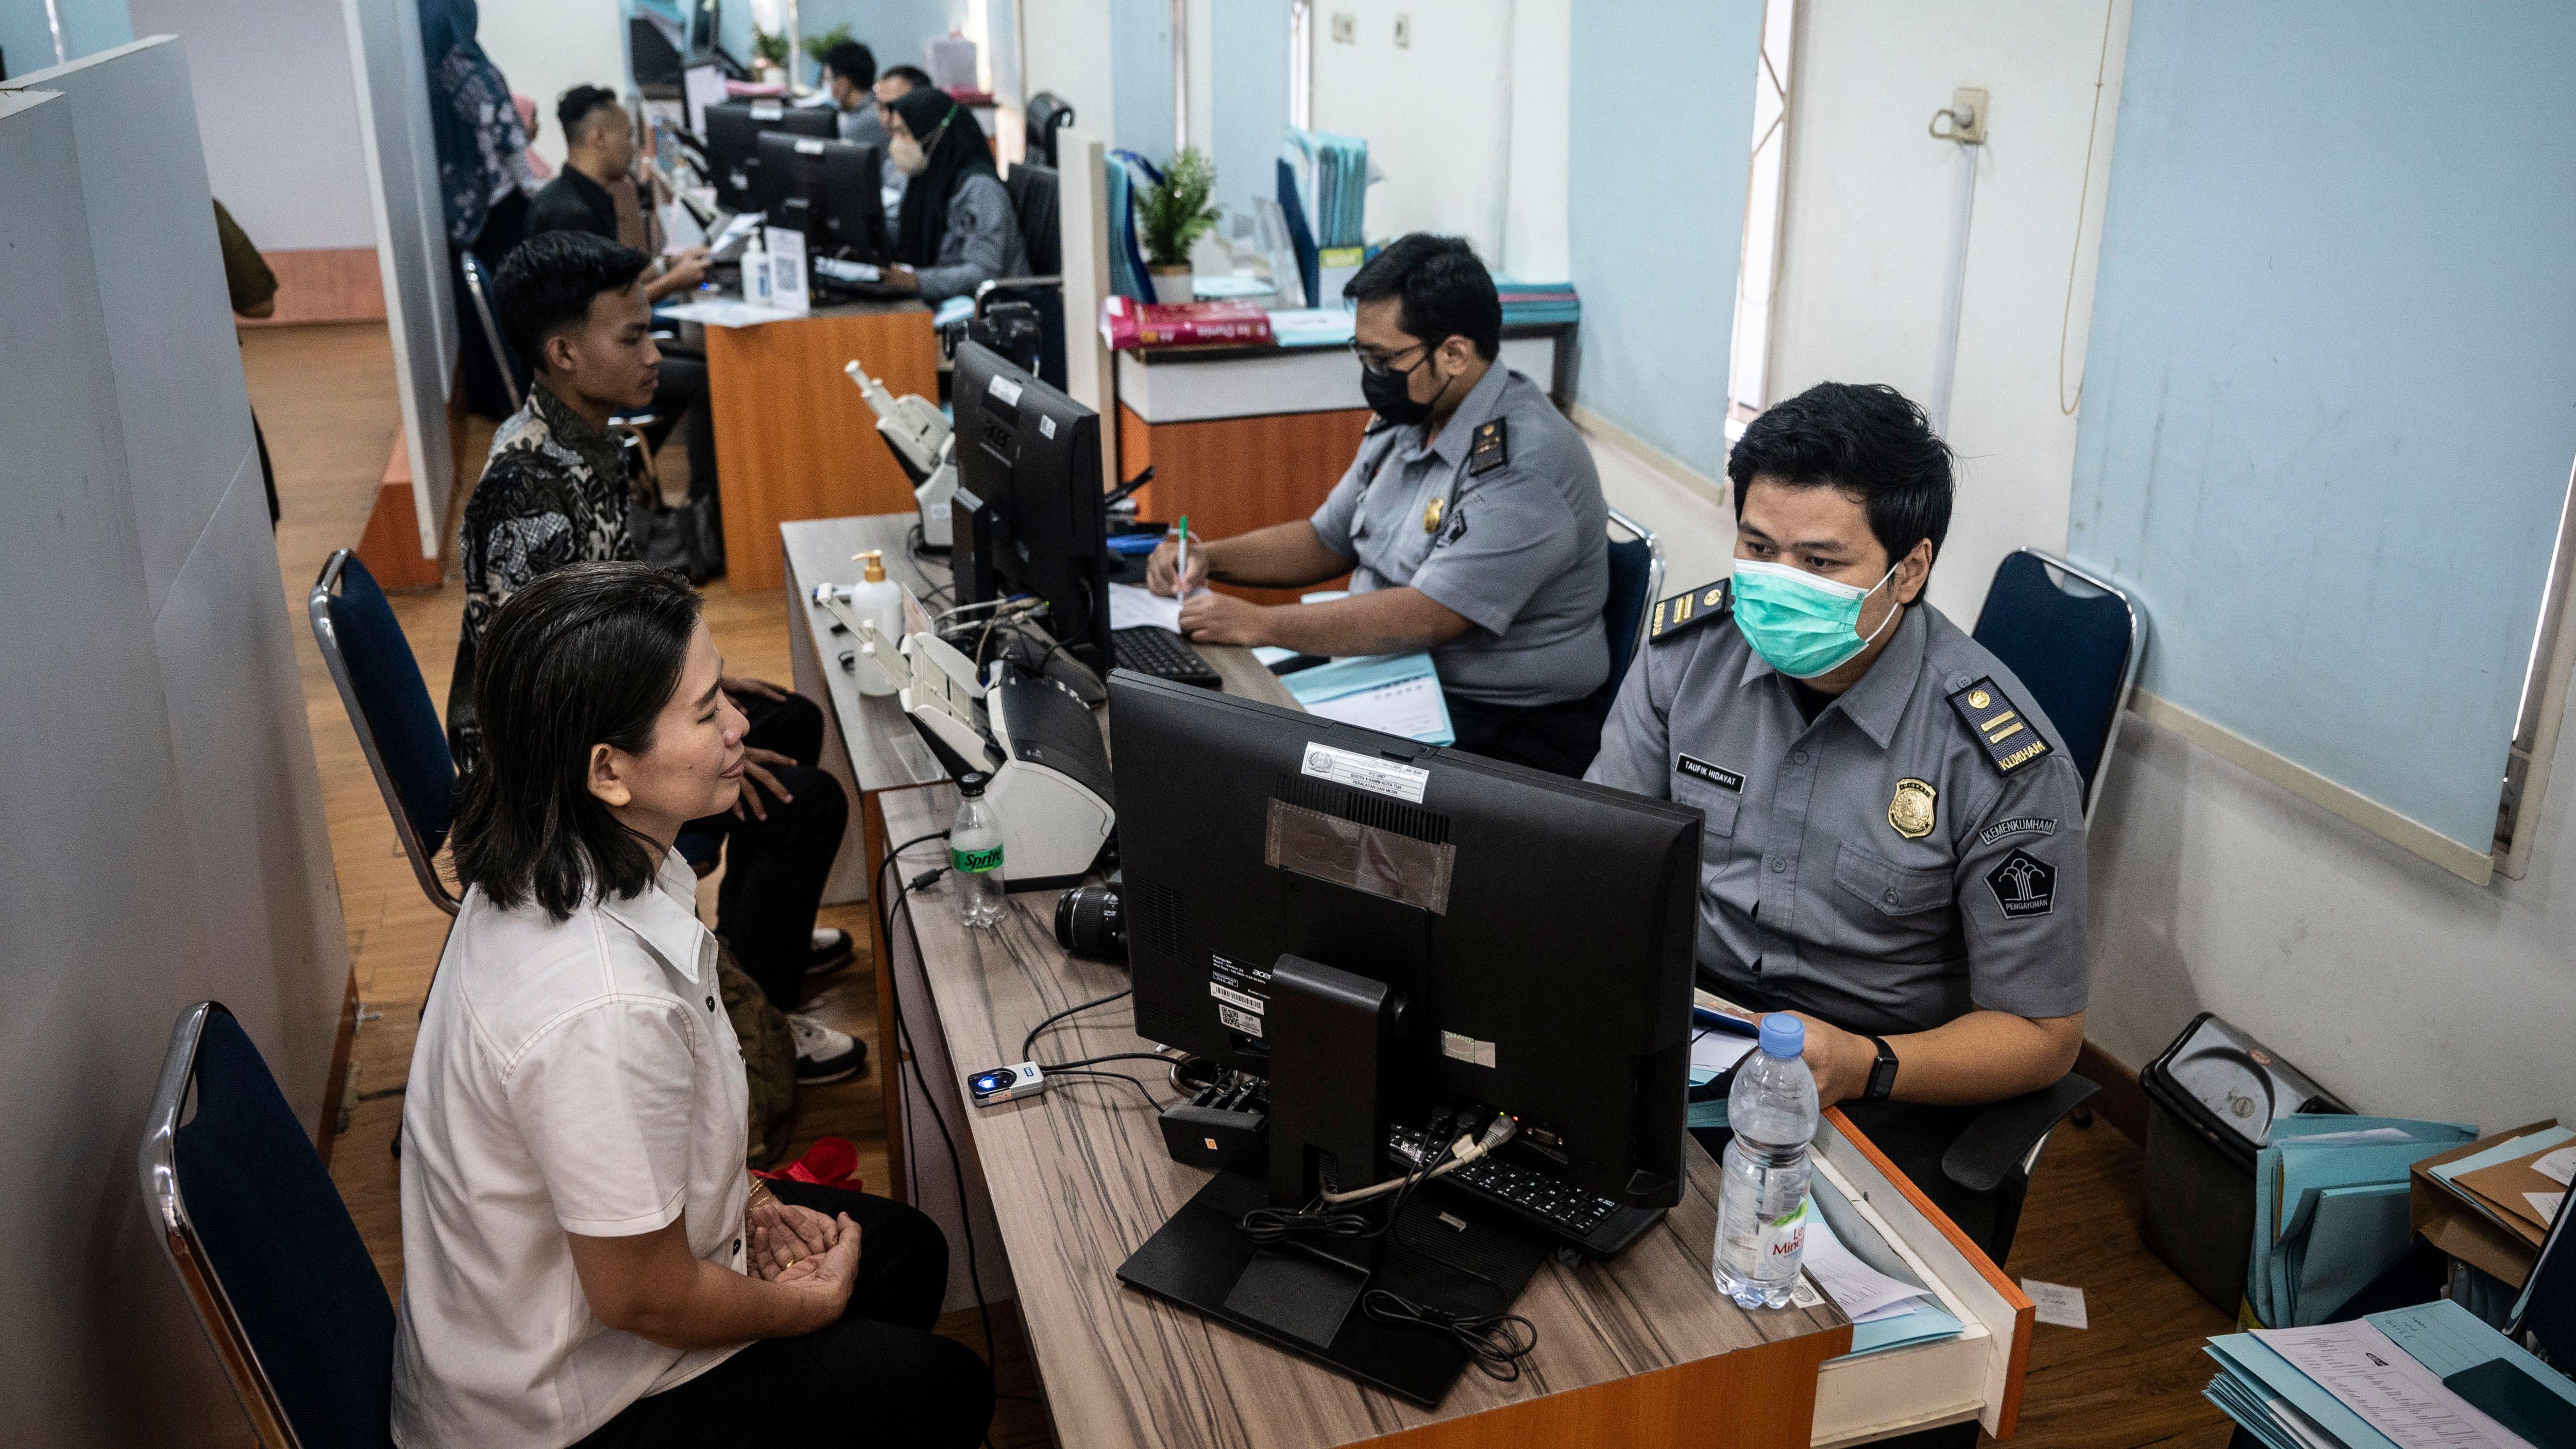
[[1423, 495, 1445, 534], [1889, 778, 1937, 840]]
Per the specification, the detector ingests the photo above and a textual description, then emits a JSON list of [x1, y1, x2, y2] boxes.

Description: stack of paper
[[2250, 1115, 2479, 1329], [2207, 1300, 2576, 1449], [1281, 653, 1452, 745], [1805, 1175, 1968, 1358], [2431, 1124, 2575, 1246]]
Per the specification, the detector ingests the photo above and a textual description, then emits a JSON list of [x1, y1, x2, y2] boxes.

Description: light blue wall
[[1565, 0, 1761, 482], [0, 0, 129, 78], [2067, 2, 2576, 854], [1206, 0, 1287, 219], [1107, 0, 1169, 160]]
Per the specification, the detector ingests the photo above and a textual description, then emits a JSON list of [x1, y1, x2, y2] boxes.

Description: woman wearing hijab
[[421, 0, 544, 416], [878, 87, 1029, 304]]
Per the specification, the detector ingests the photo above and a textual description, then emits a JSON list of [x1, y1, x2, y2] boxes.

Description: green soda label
[[952, 843, 1004, 875]]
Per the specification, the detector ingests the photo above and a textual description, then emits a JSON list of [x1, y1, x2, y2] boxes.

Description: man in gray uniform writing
[[1585, 382, 2088, 1250], [1148, 234, 1610, 775]]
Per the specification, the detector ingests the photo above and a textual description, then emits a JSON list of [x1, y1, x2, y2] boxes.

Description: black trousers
[[687, 692, 850, 1012], [570, 1182, 992, 1449], [645, 354, 721, 509], [1442, 693, 1605, 778]]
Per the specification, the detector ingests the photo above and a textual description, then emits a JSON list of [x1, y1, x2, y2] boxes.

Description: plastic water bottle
[[1714, 1013, 1820, 1308], [950, 772, 1005, 929]]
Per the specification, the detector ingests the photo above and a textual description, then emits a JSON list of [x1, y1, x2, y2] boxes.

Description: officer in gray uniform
[[1584, 382, 2088, 1251], [1156, 234, 1609, 774]]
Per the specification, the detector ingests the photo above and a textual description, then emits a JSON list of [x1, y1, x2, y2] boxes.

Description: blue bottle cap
[[1758, 1013, 1805, 1059]]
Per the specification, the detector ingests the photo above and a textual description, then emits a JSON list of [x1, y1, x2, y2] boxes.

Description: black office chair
[[459, 251, 528, 413], [312, 549, 462, 916], [1024, 91, 1075, 169], [972, 162, 1066, 387], [1587, 506, 1664, 720], [142, 1001, 397, 1448], [1970, 547, 2148, 816]]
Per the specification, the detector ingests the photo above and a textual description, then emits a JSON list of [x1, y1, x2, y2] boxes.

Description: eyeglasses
[[1349, 339, 1433, 378]]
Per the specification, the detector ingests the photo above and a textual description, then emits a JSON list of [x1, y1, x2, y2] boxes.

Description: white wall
[[126, 0, 375, 249], [479, 0, 624, 172], [1767, 0, 2130, 626], [1021, 0, 1114, 145], [1309, 0, 1510, 258], [1499, 0, 1568, 280], [0, 42, 350, 1441], [342, 0, 456, 553]]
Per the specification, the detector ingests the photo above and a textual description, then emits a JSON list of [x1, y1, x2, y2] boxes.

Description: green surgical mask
[[1731, 558, 1902, 679]]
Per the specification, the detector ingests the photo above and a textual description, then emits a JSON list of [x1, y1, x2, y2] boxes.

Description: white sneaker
[[787, 1013, 865, 1084]]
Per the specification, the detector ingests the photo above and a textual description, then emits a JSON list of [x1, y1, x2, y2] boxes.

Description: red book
[[1100, 295, 1275, 350]]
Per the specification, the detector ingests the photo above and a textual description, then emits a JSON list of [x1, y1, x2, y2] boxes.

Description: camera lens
[[1054, 884, 1125, 961]]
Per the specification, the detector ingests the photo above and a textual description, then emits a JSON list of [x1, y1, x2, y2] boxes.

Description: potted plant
[[751, 28, 792, 84], [1136, 147, 1219, 305]]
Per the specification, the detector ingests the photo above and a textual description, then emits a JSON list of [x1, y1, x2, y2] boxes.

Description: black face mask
[[1360, 347, 1448, 426]]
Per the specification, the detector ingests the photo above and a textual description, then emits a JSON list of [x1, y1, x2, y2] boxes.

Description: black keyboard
[[1113, 626, 1222, 688], [1384, 1124, 1663, 1258]]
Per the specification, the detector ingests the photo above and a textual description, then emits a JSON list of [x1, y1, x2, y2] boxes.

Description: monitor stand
[[1114, 954, 1550, 1408]]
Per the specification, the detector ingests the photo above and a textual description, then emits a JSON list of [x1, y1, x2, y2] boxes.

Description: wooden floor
[[246, 322, 2229, 1449]]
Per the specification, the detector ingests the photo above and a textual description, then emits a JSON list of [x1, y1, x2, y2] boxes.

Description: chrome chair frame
[[309, 549, 461, 915], [2003, 547, 2149, 821], [1606, 504, 1666, 669], [141, 1001, 307, 1449], [459, 251, 523, 414]]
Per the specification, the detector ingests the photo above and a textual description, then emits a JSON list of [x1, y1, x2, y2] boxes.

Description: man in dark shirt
[[525, 84, 724, 576], [457, 231, 861, 1082]]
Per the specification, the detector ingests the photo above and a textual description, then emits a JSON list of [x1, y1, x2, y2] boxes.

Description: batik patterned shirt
[[448, 385, 641, 772]]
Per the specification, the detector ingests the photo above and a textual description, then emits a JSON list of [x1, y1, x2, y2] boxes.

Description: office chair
[[1024, 91, 1075, 169], [142, 1001, 397, 1449], [312, 550, 462, 916], [458, 252, 526, 414], [1585, 506, 1664, 720], [970, 162, 1066, 388], [1969, 548, 2148, 818]]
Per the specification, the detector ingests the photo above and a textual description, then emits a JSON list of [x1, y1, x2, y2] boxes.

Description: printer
[[844, 362, 958, 549], [817, 586, 1114, 890]]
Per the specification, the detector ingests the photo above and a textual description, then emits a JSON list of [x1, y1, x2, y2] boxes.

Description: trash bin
[[2139, 1012, 2351, 1314]]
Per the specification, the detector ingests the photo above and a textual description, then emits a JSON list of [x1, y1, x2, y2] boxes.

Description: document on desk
[[1285, 654, 1454, 745], [1108, 582, 1184, 633], [2253, 1321, 2534, 1449], [657, 298, 801, 329]]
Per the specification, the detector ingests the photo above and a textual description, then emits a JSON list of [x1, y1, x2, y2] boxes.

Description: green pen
[[1175, 515, 1192, 602]]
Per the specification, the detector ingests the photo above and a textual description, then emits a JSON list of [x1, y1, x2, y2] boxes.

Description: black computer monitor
[[951, 342, 1111, 670], [1107, 673, 1701, 1213], [819, 142, 888, 261], [753, 130, 835, 244], [702, 99, 836, 213]]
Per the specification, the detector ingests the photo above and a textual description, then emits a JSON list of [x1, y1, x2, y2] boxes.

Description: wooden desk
[[703, 300, 938, 592], [782, 512, 1298, 1200], [877, 781, 1853, 1447], [1110, 327, 1567, 606]]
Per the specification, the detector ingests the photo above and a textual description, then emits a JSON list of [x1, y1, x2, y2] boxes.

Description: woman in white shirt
[[391, 562, 991, 1448]]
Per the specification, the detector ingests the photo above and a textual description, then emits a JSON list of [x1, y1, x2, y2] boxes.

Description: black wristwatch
[[1861, 1035, 1900, 1103]]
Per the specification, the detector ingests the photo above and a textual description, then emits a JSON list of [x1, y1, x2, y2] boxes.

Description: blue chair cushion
[[1970, 552, 2133, 790], [327, 555, 459, 854], [175, 1009, 396, 1448], [1590, 535, 1656, 716]]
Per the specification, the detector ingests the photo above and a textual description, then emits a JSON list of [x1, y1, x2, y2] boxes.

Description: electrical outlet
[[1394, 12, 1411, 47], [1330, 11, 1355, 44], [1948, 87, 1989, 144]]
